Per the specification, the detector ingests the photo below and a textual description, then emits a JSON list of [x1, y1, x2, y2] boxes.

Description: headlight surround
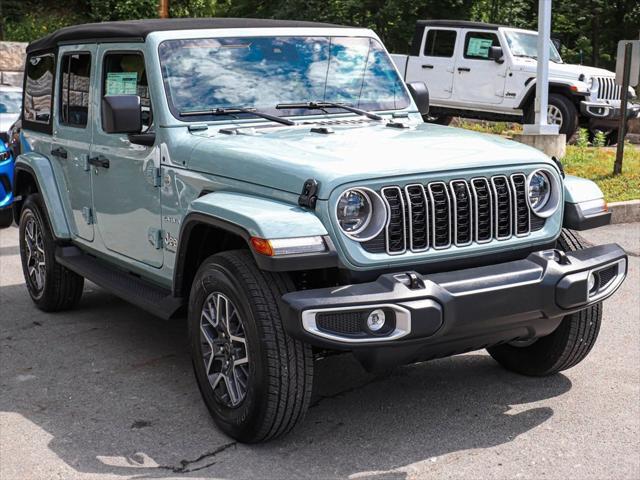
[[527, 169, 561, 218], [335, 187, 387, 241]]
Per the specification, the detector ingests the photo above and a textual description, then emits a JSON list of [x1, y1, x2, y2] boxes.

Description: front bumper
[[281, 244, 627, 369], [580, 100, 640, 122]]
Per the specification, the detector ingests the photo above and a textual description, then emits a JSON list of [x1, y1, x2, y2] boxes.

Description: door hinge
[[82, 154, 90, 172], [148, 228, 163, 249], [82, 207, 94, 225], [153, 167, 162, 187]]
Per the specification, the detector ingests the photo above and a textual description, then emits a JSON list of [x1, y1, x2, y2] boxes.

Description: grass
[[563, 144, 640, 202], [454, 120, 640, 202]]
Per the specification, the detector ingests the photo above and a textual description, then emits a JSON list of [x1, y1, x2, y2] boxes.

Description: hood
[[187, 121, 553, 199], [517, 59, 614, 81]]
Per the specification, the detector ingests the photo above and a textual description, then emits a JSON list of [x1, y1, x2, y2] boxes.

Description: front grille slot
[[491, 176, 512, 239], [471, 178, 493, 243], [405, 184, 429, 251], [362, 173, 547, 255], [427, 182, 451, 249], [450, 180, 473, 246], [381, 186, 406, 254], [510, 174, 530, 236]]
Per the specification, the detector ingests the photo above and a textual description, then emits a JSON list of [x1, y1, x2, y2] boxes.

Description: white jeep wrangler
[[391, 20, 639, 141]]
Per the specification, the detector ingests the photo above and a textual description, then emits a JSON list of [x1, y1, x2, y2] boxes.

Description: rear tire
[[0, 208, 12, 228], [18, 194, 84, 311], [188, 250, 313, 443], [487, 229, 602, 376]]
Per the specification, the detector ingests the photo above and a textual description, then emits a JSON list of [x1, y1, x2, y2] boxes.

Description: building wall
[[0, 42, 28, 87]]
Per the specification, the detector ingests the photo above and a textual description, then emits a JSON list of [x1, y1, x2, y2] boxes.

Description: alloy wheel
[[24, 214, 46, 293], [200, 292, 250, 408], [547, 104, 563, 127]]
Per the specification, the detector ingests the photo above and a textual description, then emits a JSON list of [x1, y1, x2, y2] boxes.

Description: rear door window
[[423, 29, 457, 57], [59, 53, 91, 128]]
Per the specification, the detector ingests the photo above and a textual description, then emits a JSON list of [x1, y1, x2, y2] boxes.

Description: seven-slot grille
[[364, 174, 540, 255], [594, 76, 621, 101]]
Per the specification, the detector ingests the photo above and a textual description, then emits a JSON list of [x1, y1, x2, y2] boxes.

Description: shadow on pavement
[[0, 283, 572, 478]]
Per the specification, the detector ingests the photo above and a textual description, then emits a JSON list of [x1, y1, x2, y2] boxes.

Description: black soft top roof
[[27, 17, 351, 54]]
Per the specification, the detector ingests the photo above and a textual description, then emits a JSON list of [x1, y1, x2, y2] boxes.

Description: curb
[[608, 199, 640, 224]]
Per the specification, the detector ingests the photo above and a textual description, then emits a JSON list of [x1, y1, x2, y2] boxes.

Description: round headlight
[[337, 189, 372, 234], [335, 187, 387, 241], [528, 171, 551, 212]]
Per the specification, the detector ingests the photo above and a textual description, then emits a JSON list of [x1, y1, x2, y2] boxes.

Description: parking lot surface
[[1, 223, 639, 480]]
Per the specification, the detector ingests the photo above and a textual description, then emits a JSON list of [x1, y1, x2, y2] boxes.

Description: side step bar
[[55, 246, 184, 320]]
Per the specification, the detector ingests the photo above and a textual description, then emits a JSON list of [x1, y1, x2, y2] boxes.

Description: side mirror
[[551, 38, 562, 52], [102, 95, 142, 134], [407, 81, 430, 115], [488, 46, 504, 63]]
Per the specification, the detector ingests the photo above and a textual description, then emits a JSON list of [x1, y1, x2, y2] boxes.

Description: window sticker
[[106, 72, 138, 95], [467, 37, 493, 58]]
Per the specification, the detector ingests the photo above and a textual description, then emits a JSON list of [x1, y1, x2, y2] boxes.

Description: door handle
[[422, 64, 434, 69], [88, 155, 110, 169], [51, 147, 68, 159], [457, 67, 471, 72]]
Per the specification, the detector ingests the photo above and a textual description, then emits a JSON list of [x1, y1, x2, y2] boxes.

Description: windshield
[[0, 91, 22, 114], [505, 31, 562, 63], [158, 36, 411, 120]]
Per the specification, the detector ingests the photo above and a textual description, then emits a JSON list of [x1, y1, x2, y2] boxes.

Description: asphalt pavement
[[1, 223, 638, 480]]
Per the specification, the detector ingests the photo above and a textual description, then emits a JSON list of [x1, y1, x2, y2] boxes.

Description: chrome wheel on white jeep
[[200, 292, 250, 408], [547, 104, 563, 127]]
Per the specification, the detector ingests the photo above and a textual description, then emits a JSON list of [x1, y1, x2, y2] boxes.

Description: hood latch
[[298, 178, 319, 209]]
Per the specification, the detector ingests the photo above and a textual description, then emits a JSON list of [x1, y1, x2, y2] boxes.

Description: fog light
[[588, 271, 598, 295], [366, 309, 386, 332]]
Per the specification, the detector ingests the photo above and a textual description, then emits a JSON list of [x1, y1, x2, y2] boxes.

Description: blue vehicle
[[0, 140, 14, 228]]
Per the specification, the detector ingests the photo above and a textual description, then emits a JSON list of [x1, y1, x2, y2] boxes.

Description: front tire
[[18, 194, 84, 311], [188, 250, 313, 443], [487, 230, 602, 376], [525, 93, 579, 141]]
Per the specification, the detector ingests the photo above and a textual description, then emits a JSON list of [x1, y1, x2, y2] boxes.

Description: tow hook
[[540, 248, 572, 265], [405, 272, 426, 290]]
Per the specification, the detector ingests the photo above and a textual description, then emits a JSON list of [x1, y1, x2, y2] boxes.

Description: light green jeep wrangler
[[13, 18, 627, 443]]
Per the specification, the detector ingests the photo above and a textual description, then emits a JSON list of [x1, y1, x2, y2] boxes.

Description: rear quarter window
[[23, 53, 56, 132]]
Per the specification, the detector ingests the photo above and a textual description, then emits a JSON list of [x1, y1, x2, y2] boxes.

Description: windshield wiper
[[179, 107, 295, 126], [276, 101, 384, 121]]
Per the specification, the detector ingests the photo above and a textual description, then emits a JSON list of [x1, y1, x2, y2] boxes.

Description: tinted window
[[60, 53, 91, 127], [464, 32, 500, 60], [158, 36, 410, 120], [24, 53, 55, 124], [102, 52, 152, 130], [423, 30, 457, 57]]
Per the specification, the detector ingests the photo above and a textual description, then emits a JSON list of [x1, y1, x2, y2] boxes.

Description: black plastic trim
[[563, 202, 611, 231], [173, 212, 339, 296], [280, 244, 627, 368], [55, 245, 184, 319]]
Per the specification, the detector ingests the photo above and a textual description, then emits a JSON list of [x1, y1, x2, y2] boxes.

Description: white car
[[0, 85, 22, 142], [391, 20, 639, 141]]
